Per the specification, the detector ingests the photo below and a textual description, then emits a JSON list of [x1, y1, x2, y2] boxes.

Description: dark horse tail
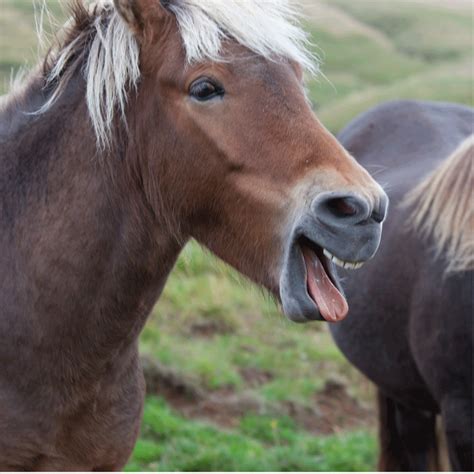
[[377, 390, 443, 471]]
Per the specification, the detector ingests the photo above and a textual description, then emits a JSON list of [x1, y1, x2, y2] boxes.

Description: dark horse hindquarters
[[330, 100, 473, 470]]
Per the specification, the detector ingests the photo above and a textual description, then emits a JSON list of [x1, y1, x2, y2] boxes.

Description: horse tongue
[[302, 248, 349, 322]]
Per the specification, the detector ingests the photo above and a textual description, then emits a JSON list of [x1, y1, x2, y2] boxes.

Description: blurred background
[[0, 0, 472, 470]]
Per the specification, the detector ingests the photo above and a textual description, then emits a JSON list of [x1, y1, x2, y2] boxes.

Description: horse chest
[[0, 364, 145, 471]]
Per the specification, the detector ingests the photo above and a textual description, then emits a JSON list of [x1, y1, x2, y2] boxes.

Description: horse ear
[[114, 0, 168, 35]]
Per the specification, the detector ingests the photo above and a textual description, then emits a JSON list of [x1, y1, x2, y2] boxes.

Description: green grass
[[126, 397, 377, 472], [330, 0, 473, 63], [319, 59, 473, 132], [301, 0, 473, 132], [308, 28, 424, 96]]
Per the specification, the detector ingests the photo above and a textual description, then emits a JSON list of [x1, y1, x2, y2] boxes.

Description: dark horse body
[[330, 100, 473, 470], [0, 0, 387, 470]]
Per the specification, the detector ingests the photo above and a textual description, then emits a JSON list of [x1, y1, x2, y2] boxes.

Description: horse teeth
[[322, 248, 364, 270]]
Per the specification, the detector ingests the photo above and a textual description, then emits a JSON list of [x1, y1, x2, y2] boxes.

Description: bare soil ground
[[142, 356, 375, 435]]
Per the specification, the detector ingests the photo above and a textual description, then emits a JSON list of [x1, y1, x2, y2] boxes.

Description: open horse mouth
[[279, 234, 369, 323], [279, 191, 387, 323], [301, 235, 369, 322], [300, 237, 349, 322]]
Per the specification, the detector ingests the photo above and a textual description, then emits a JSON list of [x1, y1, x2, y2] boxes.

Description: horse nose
[[312, 191, 387, 227], [371, 192, 389, 224]]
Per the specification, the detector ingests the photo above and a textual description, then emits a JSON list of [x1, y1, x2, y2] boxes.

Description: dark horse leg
[[441, 396, 473, 471], [377, 390, 438, 471]]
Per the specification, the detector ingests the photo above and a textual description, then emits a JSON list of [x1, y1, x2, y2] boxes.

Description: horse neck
[[0, 74, 183, 382]]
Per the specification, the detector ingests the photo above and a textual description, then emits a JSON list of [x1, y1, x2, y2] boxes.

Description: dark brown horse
[[0, 0, 387, 470], [330, 100, 473, 471]]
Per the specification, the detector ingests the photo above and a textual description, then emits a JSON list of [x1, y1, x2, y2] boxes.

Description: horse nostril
[[312, 192, 371, 226], [326, 197, 358, 218], [371, 209, 385, 224], [371, 193, 389, 223]]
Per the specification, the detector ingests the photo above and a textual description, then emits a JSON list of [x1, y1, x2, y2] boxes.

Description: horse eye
[[189, 79, 224, 101]]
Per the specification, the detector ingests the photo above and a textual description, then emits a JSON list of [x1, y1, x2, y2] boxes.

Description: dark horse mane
[[41, 2, 105, 90], [3, 0, 140, 155], [5, 2, 98, 107], [43, 2, 95, 64], [1, 5, 79, 134]]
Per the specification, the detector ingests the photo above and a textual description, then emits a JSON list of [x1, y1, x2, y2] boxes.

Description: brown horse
[[0, 0, 387, 470], [330, 100, 473, 471]]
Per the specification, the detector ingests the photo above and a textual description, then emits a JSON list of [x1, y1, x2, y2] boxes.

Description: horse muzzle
[[279, 190, 388, 323]]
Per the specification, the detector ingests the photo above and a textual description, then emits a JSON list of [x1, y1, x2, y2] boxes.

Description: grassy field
[[1, 0, 472, 470]]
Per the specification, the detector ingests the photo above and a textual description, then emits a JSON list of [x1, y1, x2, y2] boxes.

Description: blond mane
[[403, 135, 474, 273], [31, 0, 317, 149]]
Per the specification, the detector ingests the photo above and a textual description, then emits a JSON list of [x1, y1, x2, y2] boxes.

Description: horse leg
[[441, 396, 473, 471], [377, 390, 438, 471]]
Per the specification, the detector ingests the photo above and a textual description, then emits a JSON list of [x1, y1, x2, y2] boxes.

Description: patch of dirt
[[141, 355, 206, 404], [239, 367, 273, 387], [142, 356, 260, 428], [188, 319, 233, 338], [312, 379, 375, 434], [142, 357, 375, 435]]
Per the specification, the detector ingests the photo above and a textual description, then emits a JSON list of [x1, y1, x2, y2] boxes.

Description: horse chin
[[279, 235, 349, 324]]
